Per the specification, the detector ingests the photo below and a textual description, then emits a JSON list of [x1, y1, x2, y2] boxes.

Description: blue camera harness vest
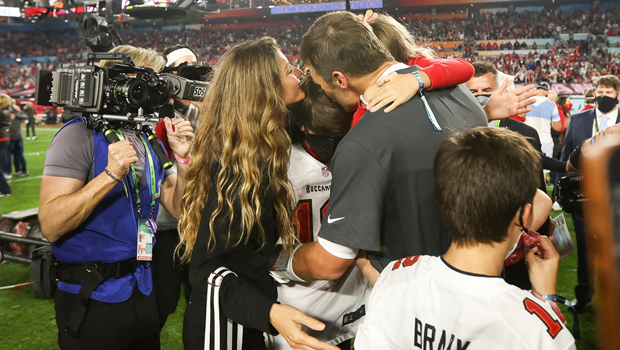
[[51, 118, 166, 303]]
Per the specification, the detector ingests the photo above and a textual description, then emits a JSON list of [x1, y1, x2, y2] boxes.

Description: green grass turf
[[0, 126, 599, 349]]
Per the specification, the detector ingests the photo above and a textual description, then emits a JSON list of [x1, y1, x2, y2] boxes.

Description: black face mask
[[596, 95, 619, 114], [475, 94, 492, 106], [304, 133, 343, 166]]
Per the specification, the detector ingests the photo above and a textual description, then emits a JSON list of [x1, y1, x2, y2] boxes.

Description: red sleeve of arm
[[557, 104, 566, 131], [410, 57, 475, 90]]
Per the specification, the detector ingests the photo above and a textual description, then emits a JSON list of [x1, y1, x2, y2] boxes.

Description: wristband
[[104, 167, 122, 183], [174, 153, 191, 165], [269, 245, 306, 283], [411, 71, 441, 132], [412, 71, 425, 91]]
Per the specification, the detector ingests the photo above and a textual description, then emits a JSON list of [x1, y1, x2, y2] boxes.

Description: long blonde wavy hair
[[177, 37, 297, 262], [370, 14, 436, 63]]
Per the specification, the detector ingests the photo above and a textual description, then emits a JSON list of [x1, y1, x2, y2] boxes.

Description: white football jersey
[[355, 255, 576, 350], [267, 143, 371, 348]]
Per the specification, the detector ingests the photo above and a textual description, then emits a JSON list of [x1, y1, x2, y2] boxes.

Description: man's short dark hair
[[434, 127, 541, 247], [596, 75, 620, 93], [163, 45, 198, 58], [472, 61, 498, 78], [296, 76, 353, 137], [300, 11, 393, 85]]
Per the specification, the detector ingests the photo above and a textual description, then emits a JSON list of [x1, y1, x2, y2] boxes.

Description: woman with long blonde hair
[[179, 37, 338, 350]]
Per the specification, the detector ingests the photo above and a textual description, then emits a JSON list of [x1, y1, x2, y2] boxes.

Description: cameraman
[[151, 44, 202, 330], [39, 46, 194, 350]]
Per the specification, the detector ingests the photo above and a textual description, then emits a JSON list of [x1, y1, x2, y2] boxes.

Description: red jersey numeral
[[293, 200, 313, 243], [523, 298, 562, 338], [392, 255, 420, 270], [292, 199, 330, 243]]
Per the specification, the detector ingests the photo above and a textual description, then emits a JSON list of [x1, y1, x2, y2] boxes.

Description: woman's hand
[[269, 304, 340, 350], [357, 10, 378, 23], [364, 72, 427, 113], [164, 117, 194, 160]]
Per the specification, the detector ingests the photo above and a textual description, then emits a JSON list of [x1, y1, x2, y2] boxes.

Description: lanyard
[[113, 130, 157, 219], [593, 118, 599, 134], [496, 120, 501, 128]]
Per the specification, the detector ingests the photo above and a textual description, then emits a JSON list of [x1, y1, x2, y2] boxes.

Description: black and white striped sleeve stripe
[[204, 267, 244, 350]]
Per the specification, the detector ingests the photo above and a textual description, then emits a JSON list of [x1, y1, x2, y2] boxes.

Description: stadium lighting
[[16, 57, 22, 62]]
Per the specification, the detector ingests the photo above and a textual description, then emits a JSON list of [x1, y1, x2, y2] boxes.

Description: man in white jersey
[[355, 127, 576, 350], [524, 82, 563, 162], [268, 78, 371, 349]]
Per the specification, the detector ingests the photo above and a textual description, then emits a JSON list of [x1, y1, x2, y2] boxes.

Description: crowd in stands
[[469, 49, 620, 84], [2, 6, 620, 89], [122, 21, 311, 58]]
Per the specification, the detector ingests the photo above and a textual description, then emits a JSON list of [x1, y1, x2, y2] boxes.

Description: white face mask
[[505, 231, 525, 260]]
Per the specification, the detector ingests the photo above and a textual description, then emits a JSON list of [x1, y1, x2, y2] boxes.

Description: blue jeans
[[0, 170, 9, 194], [0, 140, 10, 175], [8, 139, 26, 173]]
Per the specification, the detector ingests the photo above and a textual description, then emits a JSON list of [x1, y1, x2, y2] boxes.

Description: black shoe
[[571, 298, 592, 313]]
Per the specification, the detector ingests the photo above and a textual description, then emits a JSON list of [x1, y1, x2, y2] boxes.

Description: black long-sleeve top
[[189, 164, 278, 336]]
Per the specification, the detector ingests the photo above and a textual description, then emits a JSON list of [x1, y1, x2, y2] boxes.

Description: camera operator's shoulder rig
[[33, 52, 214, 170], [35, 52, 210, 117]]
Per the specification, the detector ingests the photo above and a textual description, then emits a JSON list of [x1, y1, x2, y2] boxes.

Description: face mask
[[504, 233, 522, 260], [475, 94, 492, 106], [504, 230, 542, 266], [304, 133, 343, 165], [596, 95, 619, 114], [564, 103, 573, 111]]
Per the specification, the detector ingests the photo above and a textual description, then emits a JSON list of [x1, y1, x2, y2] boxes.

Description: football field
[[0, 125, 598, 349]]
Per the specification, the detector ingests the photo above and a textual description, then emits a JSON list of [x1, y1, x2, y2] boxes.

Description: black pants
[[152, 228, 191, 329], [572, 213, 592, 304], [54, 288, 160, 350]]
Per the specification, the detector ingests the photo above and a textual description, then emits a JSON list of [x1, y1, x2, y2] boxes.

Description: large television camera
[[35, 52, 210, 169], [35, 52, 209, 115]]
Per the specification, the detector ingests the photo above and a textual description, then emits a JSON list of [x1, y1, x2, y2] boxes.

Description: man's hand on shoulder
[[484, 82, 536, 121]]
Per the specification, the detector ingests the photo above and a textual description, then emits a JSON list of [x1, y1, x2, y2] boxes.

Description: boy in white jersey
[[355, 127, 576, 350], [267, 77, 371, 349]]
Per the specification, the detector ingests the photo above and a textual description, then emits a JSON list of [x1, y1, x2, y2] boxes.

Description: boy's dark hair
[[300, 11, 393, 86], [434, 127, 541, 247], [472, 61, 498, 78], [296, 76, 353, 137], [163, 45, 198, 58]]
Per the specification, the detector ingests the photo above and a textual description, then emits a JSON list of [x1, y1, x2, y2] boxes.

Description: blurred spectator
[[580, 87, 596, 112], [7, 107, 28, 177], [22, 102, 36, 140]]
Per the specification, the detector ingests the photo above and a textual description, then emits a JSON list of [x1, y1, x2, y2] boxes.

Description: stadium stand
[[2, 4, 620, 91]]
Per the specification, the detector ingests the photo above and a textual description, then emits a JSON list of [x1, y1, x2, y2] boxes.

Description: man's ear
[[332, 71, 348, 89]]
